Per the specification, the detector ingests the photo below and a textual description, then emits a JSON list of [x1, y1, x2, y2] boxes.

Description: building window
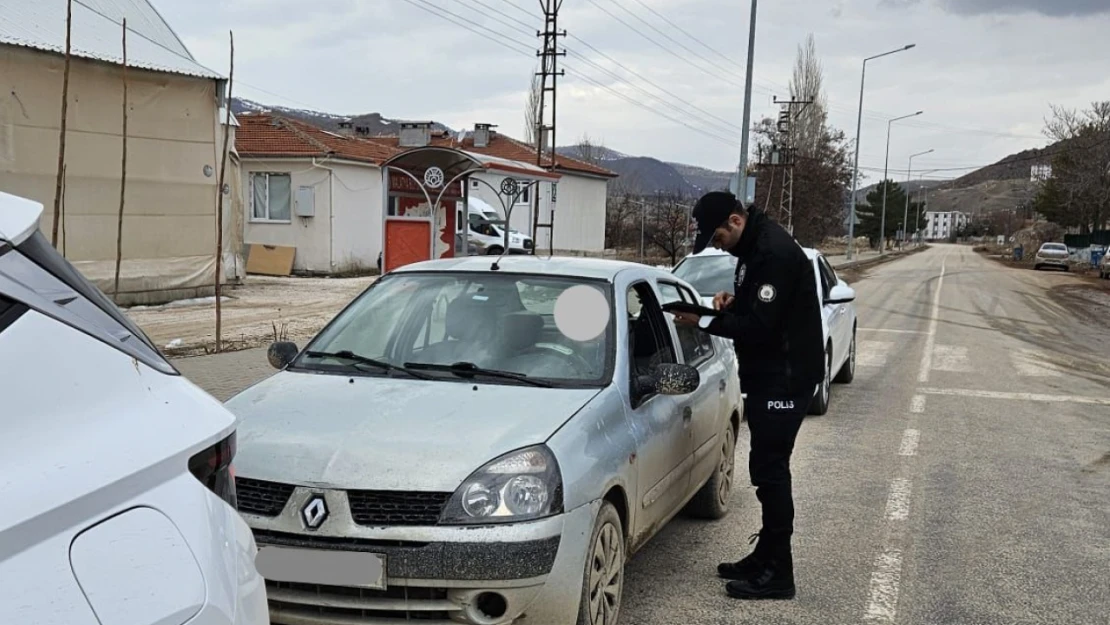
[[515, 183, 530, 205], [250, 173, 292, 222]]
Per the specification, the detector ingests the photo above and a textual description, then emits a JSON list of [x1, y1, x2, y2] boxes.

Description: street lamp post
[[732, 0, 758, 203], [880, 111, 923, 254], [902, 149, 934, 246], [846, 43, 916, 261]]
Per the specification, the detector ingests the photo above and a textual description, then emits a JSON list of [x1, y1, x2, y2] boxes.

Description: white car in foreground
[[671, 246, 858, 415], [0, 191, 268, 625]]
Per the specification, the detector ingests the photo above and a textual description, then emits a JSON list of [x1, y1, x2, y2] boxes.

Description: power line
[[450, 0, 740, 136], [623, 0, 740, 68]]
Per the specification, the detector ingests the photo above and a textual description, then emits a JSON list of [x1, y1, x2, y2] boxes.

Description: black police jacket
[[701, 207, 825, 398]]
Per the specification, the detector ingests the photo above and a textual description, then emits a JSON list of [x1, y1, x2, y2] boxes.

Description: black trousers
[[743, 392, 807, 557]]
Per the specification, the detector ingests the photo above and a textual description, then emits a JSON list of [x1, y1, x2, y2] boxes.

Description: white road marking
[[1011, 349, 1064, 378], [857, 340, 895, 367], [862, 547, 904, 623], [910, 394, 926, 413], [860, 328, 928, 335], [931, 344, 972, 372], [899, 429, 920, 456], [917, 261, 947, 383], [884, 478, 912, 521], [918, 387, 1110, 406]]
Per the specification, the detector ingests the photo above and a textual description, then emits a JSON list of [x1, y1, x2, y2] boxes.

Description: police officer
[[672, 191, 824, 600]]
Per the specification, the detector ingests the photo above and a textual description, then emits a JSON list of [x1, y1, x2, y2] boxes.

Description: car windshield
[[295, 272, 614, 387], [672, 254, 738, 297], [1043, 244, 1067, 251]]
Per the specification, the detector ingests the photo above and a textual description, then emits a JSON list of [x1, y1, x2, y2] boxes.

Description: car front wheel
[[577, 502, 624, 625]]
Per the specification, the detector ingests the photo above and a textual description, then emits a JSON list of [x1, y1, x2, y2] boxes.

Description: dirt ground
[[125, 275, 376, 357]]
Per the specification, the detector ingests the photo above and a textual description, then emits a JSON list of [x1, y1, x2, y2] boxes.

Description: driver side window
[[626, 282, 677, 401], [817, 257, 837, 302]]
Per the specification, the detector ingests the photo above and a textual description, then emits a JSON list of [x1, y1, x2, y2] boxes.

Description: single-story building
[[235, 113, 397, 275], [235, 116, 618, 274], [0, 0, 242, 305]]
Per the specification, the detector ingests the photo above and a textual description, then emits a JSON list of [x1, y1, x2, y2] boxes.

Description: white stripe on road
[[884, 478, 912, 521], [857, 340, 895, 367], [910, 394, 926, 413], [899, 429, 920, 456], [919, 387, 1110, 406], [863, 547, 904, 623], [917, 260, 947, 383], [1011, 349, 1064, 378], [931, 344, 972, 372]]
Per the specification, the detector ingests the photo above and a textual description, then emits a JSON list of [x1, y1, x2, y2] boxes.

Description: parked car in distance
[[0, 191, 268, 625], [226, 255, 743, 625], [671, 246, 858, 416], [1033, 242, 1071, 271], [1097, 248, 1110, 279]]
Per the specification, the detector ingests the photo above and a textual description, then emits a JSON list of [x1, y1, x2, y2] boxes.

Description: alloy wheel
[[716, 423, 737, 508], [588, 522, 623, 625]]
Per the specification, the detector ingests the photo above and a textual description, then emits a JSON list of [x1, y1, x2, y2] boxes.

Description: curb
[[833, 246, 929, 271]]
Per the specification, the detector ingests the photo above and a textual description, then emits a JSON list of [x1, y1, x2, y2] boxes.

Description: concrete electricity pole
[[846, 43, 916, 260], [880, 111, 923, 254], [732, 0, 758, 204], [902, 149, 933, 245]]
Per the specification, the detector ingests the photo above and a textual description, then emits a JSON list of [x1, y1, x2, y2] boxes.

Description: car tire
[[684, 418, 737, 520], [1033, 264, 1041, 271], [576, 501, 625, 625], [808, 346, 831, 416], [486, 246, 504, 256], [834, 328, 856, 384]]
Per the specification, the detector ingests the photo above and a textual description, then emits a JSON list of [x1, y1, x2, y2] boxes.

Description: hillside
[[947, 146, 1054, 189]]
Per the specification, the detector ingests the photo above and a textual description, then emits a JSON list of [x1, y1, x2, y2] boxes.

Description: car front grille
[[267, 580, 457, 624], [348, 490, 452, 526], [236, 477, 296, 516]]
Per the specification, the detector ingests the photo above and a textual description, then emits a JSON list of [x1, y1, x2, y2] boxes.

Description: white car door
[[816, 255, 850, 373]]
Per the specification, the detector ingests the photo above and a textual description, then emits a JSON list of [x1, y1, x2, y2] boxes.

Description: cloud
[[886, 0, 1110, 17]]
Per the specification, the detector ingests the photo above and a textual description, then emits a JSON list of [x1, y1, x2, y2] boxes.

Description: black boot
[[725, 547, 795, 600], [717, 532, 768, 581]]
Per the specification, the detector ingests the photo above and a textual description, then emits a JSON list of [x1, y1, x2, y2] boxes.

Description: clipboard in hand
[[661, 301, 722, 317]]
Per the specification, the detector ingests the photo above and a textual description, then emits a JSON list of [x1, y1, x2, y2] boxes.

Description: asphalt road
[[620, 243, 1110, 625], [175, 243, 1110, 625]]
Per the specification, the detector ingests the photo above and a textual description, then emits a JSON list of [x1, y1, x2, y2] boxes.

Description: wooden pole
[[215, 31, 234, 352], [52, 0, 74, 247], [61, 164, 68, 256], [113, 20, 128, 302]]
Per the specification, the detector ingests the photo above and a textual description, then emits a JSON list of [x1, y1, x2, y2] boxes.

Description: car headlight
[[440, 445, 563, 524]]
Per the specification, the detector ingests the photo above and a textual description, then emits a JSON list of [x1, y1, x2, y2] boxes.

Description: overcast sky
[[159, 0, 1110, 180]]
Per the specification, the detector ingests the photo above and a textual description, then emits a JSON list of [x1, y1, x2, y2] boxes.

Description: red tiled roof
[[374, 132, 619, 178], [236, 113, 400, 165]]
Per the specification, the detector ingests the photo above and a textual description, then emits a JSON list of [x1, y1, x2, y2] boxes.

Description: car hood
[[225, 370, 602, 491]]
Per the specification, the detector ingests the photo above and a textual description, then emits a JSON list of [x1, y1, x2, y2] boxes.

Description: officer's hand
[[672, 311, 700, 327], [713, 291, 734, 311]]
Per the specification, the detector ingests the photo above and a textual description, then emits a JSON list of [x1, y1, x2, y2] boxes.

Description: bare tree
[[113, 20, 128, 302], [215, 31, 235, 353], [645, 192, 692, 265], [1036, 101, 1110, 233], [52, 0, 74, 247], [524, 66, 541, 147], [789, 34, 829, 160], [574, 133, 604, 165]]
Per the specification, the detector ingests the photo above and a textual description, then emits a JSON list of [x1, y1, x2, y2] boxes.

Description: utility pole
[[768, 96, 811, 234], [732, 0, 758, 203], [846, 44, 916, 260], [880, 111, 923, 254], [532, 0, 565, 255]]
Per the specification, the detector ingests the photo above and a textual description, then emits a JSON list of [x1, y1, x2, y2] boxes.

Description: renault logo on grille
[[301, 495, 329, 530]]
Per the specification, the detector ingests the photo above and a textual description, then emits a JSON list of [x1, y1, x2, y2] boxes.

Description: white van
[[465, 197, 534, 255], [0, 191, 268, 625]]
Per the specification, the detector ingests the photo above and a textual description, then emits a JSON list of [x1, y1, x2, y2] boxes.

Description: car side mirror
[[267, 341, 300, 370], [636, 363, 700, 399], [827, 283, 856, 305]]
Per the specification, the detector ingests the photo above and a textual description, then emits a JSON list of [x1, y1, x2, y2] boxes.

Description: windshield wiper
[[304, 350, 434, 380], [403, 361, 553, 388]]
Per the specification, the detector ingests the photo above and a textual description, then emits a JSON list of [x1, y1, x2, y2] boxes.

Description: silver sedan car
[[225, 256, 743, 625]]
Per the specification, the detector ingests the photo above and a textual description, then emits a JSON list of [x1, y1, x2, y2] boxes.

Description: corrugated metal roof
[[0, 0, 222, 79]]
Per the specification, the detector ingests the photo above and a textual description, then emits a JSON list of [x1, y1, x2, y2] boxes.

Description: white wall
[[241, 158, 383, 274], [329, 162, 383, 273], [466, 172, 552, 237], [551, 173, 608, 252]]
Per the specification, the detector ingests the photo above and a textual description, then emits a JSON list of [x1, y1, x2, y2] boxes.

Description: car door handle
[[718, 379, 726, 393], [682, 406, 692, 421]]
